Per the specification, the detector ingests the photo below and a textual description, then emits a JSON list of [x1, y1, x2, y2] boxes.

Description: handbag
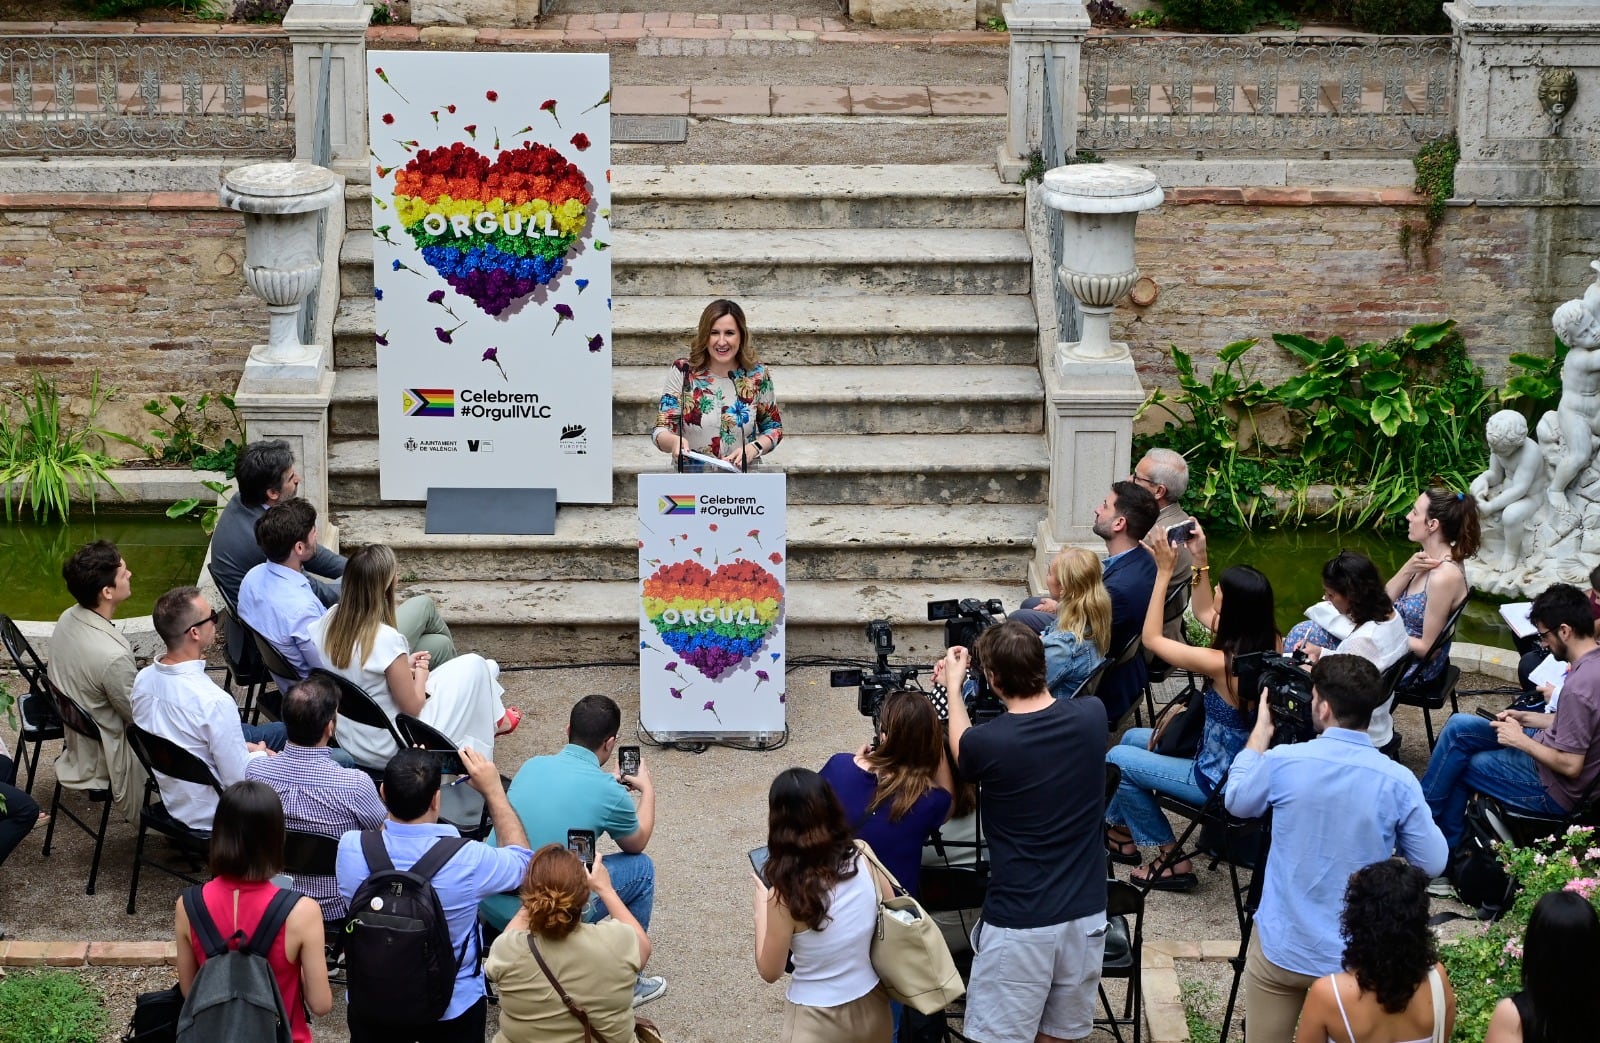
[[525, 932, 666, 1043], [121, 983, 183, 1043], [854, 840, 966, 1015], [1151, 680, 1205, 758]]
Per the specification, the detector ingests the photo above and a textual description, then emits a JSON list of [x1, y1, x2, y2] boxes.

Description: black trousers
[[0, 756, 40, 868], [348, 997, 487, 1043]]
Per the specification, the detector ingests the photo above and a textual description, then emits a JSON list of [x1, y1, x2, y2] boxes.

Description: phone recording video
[[1166, 520, 1197, 546], [567, 829, 596, 870], [618, 745, 641, 778]]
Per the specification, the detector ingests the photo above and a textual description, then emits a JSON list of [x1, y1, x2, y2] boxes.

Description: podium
[[638, 472, 787, 741]]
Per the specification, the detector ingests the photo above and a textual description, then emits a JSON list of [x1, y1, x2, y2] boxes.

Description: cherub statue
[[1472, 409, 1546, 571], [1546, 261, 1600, 513]]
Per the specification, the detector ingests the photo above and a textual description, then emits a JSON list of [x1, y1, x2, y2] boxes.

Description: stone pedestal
[[998, 2, 1089, 183], [1447, 0, 1600, 201], [284, 3, 374, 185]]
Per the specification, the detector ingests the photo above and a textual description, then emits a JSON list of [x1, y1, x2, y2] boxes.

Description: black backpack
[[176, 885, 301, 1043], [343, 831, 473, 1027], [1447, 793, 1518, 919]]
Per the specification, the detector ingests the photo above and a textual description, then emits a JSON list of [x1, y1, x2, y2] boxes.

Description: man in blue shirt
[[480, 694, 665, 1006], [1225, 654, 1447, 1043], [336, 746, 531, 1043]]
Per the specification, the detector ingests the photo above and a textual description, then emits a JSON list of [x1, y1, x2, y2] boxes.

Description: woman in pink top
[[174, 780, 333, 1042]]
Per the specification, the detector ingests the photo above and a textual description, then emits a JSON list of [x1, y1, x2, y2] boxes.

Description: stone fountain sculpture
[[1469, 260, 1600, 596]]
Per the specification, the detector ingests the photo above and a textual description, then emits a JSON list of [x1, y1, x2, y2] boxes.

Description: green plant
[[81, 0, 224, 16], [1130, 8, 1165, 26], [1500, 335, 1569, 424], [371, 0, 394, 23], [1156, 0, 1272, 32], [1022, 150, 1047, 183], [111, 391, 242, 468], [166, 478, 233, 535], [1180, 979, 1222, 1043], [984, 14, 1008, 30], [0, 372, 120, 523], [0, 970, 108, 1043], [1351, 0, 1448, 33], [1441, 826, 1600, 1042], [1404, 135, 1459, 262]]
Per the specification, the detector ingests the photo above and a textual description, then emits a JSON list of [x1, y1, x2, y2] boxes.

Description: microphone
[[676, 362, 688, 474]]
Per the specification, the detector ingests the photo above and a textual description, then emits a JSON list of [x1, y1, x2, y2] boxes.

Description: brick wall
[[0, 193, 256, 454]]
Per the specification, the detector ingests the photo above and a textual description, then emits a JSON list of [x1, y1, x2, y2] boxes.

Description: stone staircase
[[330, 164, 1044, 662]]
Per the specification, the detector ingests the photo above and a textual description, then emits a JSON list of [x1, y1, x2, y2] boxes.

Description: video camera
[[1238, 650, 1318, 747], [928, 597, 1007, 722], [831, 620, 919, 719]]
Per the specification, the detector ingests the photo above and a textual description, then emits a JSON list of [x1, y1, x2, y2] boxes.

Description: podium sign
[[638, 473, 787, 739]]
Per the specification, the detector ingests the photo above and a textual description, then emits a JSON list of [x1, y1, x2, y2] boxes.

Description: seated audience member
[[211, 439, 346, 612], [1514, 562, 1600, 710], [1106, 524, 1277, 889], [1485, 888, 1600, 1043], [1386, 488, 1479, 684], [1090, 481, 1161, 723], [245, 674, 385, 924], [238, 498, 333, 690], [486, 845, 655, 1043], [1134, 447, 1195, 642], [1421, 583, 1600, 868], [312, 544, 514, 770], [481, 695, 664, 1007], [336, 747, 532, 1043], [48, 540, 145, 824], [175, 780, 332, 1043], [0, 735, 42, 935], [1226, 655, 1447, 1043], [131, 587, 287, 830], [1293, 860, 1456, 1043], [1038, 547, 1112, 700]]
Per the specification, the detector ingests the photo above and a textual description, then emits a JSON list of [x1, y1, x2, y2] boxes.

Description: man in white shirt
[[131, 586, 287, 830], [238, 498, 330, 691]]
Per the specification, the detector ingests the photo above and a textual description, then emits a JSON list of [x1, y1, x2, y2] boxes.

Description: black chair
[[395, 713, 495, 840], [1070, 657, 1112, 701], [250, 628, 303, 698], [0, 614, 64, 793], [282, 827, 349, 980], [1495, 771, 1600, 848], [1097, 879, 1147, 1043], [212, 589, 275, 725], [1393, 598, 1469, 749], [311, 668, 406, 781], [1102, 632, 1146, 729], [1144, 583, 1195, 723], [1373, 655, 1411, 761], [908, 863, 991, 1043], [40, 681, 116, 895], [124, 724, 218, 915]]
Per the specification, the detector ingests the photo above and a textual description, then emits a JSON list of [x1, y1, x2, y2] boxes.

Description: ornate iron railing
[[1038, 46, 1082, 346], [0, 34, 293, 155], [1079, 33, 1454, 154]]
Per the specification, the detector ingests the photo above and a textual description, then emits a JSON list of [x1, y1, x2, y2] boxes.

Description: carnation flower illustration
[[392, 258, 424, 278], [588, 334, 605, 353], [374, 225, 397, 245], [641, 559, 784, 679], [748, 528, 763, 548], [576, 278, 589, 293], [427, 288, 460, 321], [436, 322, 466, 344], [376, 330, 389, 346], [482, 347, 507, 381], [571, 132, 591, 151], [753, 670, 770, 690], [486, 90, 499, 102], [540, 99, 561, 126], [703, 701, 721, 723], [395, 139, 418, 153], [551, 303, 574, 334], [375, 67, 407, 102], [583, 89, 610, 114], [382, 113, 395, 125], [513, 125, 531, 136], [670, 686, 688, 700]]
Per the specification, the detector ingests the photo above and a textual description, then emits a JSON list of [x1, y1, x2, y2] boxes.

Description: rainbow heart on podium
[[642, 559, 783, 680]]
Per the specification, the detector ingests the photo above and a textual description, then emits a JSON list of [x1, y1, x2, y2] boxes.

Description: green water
[[1205, 527, 1514, 650], [0, 512, 210, 621]]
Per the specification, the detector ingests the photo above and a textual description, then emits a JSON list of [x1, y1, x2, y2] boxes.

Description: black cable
[[634, 719, 788, 755]]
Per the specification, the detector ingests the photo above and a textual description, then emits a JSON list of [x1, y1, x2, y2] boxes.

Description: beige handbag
[[854, 840, 967, 1015]]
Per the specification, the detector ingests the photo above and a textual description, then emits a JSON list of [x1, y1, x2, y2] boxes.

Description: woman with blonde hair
[[1042, 546, 1112, 700], [309, 544, 515, 768], [651, 299, 783, 471], [486, 844, 653, 1043]]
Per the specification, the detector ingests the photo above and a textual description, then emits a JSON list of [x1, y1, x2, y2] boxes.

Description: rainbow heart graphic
[[393, 142, 592, 316], [641, 559, 783, 680]]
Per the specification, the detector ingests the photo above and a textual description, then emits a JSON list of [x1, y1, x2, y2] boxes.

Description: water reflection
[[0, 513, 209, 620]]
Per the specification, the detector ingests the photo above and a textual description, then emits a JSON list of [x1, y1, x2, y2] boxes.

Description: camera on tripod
[[1240, 650, 1318, 747], [928, 597, 1006, 721], [830, 619, 918, 719]]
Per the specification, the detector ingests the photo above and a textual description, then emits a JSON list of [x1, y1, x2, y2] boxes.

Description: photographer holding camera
[[1225, 655, 1447, 1043], [944, 622, 1109, 1043]]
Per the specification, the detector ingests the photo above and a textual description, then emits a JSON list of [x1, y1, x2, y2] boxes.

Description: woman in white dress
[[310, 544, 518, 769]]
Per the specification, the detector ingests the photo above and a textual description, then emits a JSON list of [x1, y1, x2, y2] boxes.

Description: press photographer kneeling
[[1224, 655, 1448, 1043]]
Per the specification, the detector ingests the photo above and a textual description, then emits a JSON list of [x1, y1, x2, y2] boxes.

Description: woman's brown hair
[[519, 844, 590, 940], [863, 691, 945, 821], [1423, 488, 1482, 562], [765, 767, 859, 931], [686, 299, 757, 373], [209, 780, 285, 882], [321, 544, 399, 670]]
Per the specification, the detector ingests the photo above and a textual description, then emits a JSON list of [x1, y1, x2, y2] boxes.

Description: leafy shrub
[[231, 0, 290, 21], [0, 372, 121, 523], [0, 971, 108, 1043], [1351, 0, 1449, 33], [1087, 0, 1131, 27], [1156, 0, 1272, 32], [80, 0, 223, 17]]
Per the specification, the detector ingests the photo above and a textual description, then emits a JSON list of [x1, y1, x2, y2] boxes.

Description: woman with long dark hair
[[651, 299, 783, 471], [1294, 860, 1455, 1043], [1104, 522, 1279, 890], [1386, 488, 1480, 684], [1485, 889, 1600, 1043], [753, 767, 892, 1043], [174, 780, 332, 1042]]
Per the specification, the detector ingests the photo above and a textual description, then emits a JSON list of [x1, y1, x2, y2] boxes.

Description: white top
[[238, 561, 326, 686], [1327, 615, 1412, 748], [786, 853, 881, 1008], [130, 656, 266, 829], [309, 614, 411, 768]]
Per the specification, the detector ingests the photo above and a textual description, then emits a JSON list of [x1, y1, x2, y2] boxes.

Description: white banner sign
[[638, 473, 787, 738], [367, 51, 613, 503]]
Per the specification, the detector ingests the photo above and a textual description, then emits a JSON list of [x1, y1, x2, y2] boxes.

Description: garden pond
[[0, 511, 209, 620]]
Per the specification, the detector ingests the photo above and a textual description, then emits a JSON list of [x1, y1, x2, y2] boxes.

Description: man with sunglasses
[[130, 586, 288, 830], [1420, 582, 1600, 884]]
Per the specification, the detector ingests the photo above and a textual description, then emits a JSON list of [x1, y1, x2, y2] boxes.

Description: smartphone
[[567, 829, 596, 870], [1476, 707, 1502, 721], [618, 745, 641, 778], [748, 845, 771, 883], [1166, 520, 1197, 546]]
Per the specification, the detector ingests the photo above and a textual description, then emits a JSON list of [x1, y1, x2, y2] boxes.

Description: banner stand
[[425, 487, 556, 535]]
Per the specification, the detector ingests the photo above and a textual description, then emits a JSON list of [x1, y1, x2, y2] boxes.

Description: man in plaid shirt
[[247, 673, 385, 923]]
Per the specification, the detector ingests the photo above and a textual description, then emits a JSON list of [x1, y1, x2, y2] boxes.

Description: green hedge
[[1153, 0, 1448, 33]]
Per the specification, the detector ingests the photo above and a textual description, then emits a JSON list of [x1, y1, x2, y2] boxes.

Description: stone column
[[284, 2, 375, 186], [1034, 165, 1164, 579], [998, 2, 1089, 183]]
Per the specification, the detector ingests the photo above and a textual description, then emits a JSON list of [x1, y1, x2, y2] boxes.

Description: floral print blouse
[[654, 358, 783, 461]]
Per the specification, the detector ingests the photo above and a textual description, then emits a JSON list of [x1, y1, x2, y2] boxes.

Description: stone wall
[[1120, 188, 1600, 399], [0, 193, 256, 454]]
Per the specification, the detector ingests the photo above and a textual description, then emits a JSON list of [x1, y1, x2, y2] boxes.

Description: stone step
[[330, 365, 1044, 437], [334, 293, 1039, 369], [394, 577, 1033, 664], [334, 502, 1041, 583], [328, 432, 1048, 506], [340, 229, 1032, 298]]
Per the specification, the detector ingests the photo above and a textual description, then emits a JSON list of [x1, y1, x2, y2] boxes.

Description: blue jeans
[[584, 851, 655, 932], [1420, 713, 1568, 851], [243, 721, 288, 752], [1105, 728, 1206, 847]]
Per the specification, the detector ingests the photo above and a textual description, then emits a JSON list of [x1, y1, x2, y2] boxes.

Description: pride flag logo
[[659, 495, 696, 516], [403, 388, 455, 418]]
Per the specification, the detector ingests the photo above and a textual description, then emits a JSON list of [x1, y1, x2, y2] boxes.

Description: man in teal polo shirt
[[480, 694, 665, 1006]]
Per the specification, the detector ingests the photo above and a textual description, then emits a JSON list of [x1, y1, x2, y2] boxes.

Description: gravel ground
[[0, 662, 1519, 1041]]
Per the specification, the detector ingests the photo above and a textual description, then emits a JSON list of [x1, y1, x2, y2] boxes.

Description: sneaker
[[1427, 875, 1456, 899], [632, 974, 667, 1008]]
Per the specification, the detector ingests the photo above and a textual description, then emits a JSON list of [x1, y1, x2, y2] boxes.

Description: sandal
[[1131, 861, 1199, 893], [495, 706, 522, 737], [1104, 826, 1141, 866]]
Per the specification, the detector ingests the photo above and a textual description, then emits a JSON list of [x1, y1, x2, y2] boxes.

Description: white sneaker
[[1426, 876, 1456, 899], [632, 974, 667, 1007]]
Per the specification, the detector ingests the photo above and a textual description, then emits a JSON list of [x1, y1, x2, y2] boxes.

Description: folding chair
[[1070, 657, 1112, 701], [1393, 599, 1468, 750], [283, 828, 348, 982], [1097, 879, 1147, 1043], [905, 863, 991, 1043], [395, 712, 496, 840], [0, 614, 64, 793], [310, 668, 406, 782], [212, 589, 275, 725], [250, 628, 303, 698], [40, 681, 116, 895], [1101, 632, 1146, 728], [124, 724, 219, 915]]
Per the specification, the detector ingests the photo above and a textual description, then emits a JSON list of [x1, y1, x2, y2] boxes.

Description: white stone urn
[[1040, 164, 1165, 361], [220, 162, 343, 368]]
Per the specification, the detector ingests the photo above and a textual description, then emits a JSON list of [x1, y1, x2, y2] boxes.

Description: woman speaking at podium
[[651, 299, 784, 473]]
